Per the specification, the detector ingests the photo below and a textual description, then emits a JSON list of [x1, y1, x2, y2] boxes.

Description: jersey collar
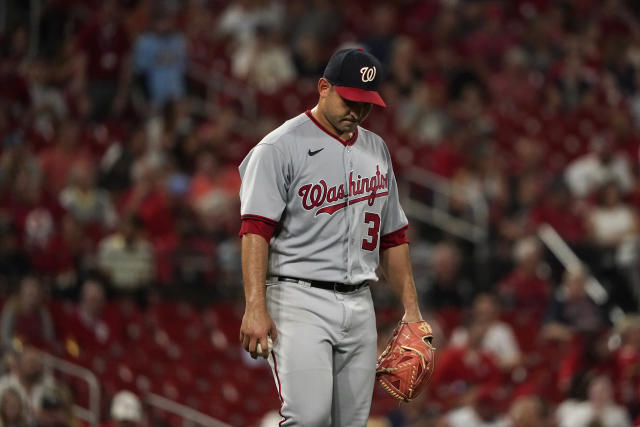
[[305, 110, 358, 147]]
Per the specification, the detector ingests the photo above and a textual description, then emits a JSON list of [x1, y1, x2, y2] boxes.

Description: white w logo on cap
[[360, 66, 376, 83]]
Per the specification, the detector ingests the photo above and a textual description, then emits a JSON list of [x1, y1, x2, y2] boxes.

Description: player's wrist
[[401, 310, 423, 323], [244, 297, 268, 312]]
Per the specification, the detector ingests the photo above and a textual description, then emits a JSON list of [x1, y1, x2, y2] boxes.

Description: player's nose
[[349, 104, 368, 120]]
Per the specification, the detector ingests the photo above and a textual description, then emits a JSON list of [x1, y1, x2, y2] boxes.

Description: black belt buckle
[[333, 282, 356, 293]]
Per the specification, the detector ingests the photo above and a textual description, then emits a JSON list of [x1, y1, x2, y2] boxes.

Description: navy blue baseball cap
[[323, 48, 386, 107]]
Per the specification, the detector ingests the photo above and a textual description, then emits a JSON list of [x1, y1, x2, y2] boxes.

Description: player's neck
[[310, 106, 354, 141]]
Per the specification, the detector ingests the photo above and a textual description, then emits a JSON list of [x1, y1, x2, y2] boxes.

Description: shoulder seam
[[256, 141, 286, 158]]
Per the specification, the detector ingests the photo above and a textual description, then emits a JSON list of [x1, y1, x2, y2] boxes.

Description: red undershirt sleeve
[[239, 215, 278, 242], [380, 225, 409, 251]]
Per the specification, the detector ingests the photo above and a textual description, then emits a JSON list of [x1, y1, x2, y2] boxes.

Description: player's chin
[[340, 121, 358, 132]]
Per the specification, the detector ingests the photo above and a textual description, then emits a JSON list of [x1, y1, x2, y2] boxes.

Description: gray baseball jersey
[[239, 110, 408, 284]]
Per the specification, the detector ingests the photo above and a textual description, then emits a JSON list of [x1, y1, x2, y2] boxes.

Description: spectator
[[421, 241, 474, 312], [498, 236, 551, 313], [97, 215, 154, 303], [565, 134, 634, 198], [0, 345, 56, 421], [0, 276, 56, 351], [0, 222, 31, 293], [25, 59, 68, 140], [29, 215, 90, 298], [117, 159, 174, 245], [34, 385, 80, 427], [217, 0, 285, 45], [556, 375, 631, 427], [429, 323, 502, 411], [97, 127, 146, 195], [383, 391, 433, 427], [0, 130, 41, 195], [585, 181, 638, 268], [386, 36, 422, 100], [194, 101, 249, 166], [104, 390, 144, 427], [187, 148, 240, 224], [614, 315, 640, 415], [555, 51, 593, 112], [543, 266, 609, 341], [396, 80, 450, 147], [230, 24, 296, 93], [291, 33, 326, 80], [154, 207, 215, 294], [498, 170, 545, 246], [530, 180, 585, 245], [74, 0, 131, 121], [284, 0, 339, 45], [488, 47, 537, 111], [360, 4, 397, 66], [62, 278, 122, 357], [556, 329, 617, 400], [144, 99, 193, 170], [450, 293, 522, 372], [0, 166, 64, 253], [59, 161, 117, 230], [38, 120, 93, 195], [0, 386, 30, 427], [437, 386, 505, 427], [132, 9, 186, 109], [504, 395, 550, 427]]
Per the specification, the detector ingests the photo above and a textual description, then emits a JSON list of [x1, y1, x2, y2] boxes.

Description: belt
[[275, 276, 368, 293]]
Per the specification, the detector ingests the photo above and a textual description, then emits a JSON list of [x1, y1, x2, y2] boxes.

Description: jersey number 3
[[362, 212, 380, 251]]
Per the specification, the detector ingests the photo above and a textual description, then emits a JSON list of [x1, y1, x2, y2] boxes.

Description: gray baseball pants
[[265, 279, 377, 427]]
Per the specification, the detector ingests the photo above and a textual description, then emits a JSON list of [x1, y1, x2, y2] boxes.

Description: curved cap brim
[[334, 85, 386, 108]]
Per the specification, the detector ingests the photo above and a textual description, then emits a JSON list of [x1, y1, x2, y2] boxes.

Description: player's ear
[[318, 78, 331, 99]]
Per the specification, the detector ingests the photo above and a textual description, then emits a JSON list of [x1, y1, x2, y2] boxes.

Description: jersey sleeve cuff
[[380, 225, 409, 251], [239, 215, 279, 242]]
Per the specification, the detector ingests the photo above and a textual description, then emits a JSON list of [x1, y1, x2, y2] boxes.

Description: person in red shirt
[[38, 119, 94, 195], [530, 180, 586, 245], [429, 322, 503, 411], [117, 160, 174, 247], [0, 276, 57, 351], [63, 278, 123, 358], [74, 0, 131, 120], [498, 236, 551, 314]]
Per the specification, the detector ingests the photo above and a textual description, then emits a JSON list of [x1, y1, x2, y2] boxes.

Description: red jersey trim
[[241, 214, 279, 226], [380, 225, 409, 251], [239, 218, 277, 241], [305, 110, 358, 147]]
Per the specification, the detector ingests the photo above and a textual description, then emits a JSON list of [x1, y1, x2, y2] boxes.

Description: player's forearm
[[380, 244, 422, 322], [241, 233, 270, 309]]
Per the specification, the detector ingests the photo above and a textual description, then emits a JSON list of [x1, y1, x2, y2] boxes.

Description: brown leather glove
[[375, 320, 436, 402]]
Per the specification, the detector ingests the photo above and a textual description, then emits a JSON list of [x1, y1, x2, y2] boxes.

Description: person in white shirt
[[585, 181, 638, 269], [556, 375, 631, 427], [565, 134, 633, 198], [450, 293, 522, 372]]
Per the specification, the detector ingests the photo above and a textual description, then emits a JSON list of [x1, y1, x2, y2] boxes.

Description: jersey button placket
[[344, 146, 353, 283]]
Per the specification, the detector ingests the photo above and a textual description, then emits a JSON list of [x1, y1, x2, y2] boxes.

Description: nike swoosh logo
[[308, 148, 324, 156]]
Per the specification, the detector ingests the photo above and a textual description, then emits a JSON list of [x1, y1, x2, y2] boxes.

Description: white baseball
[[256, 336, 274, 358]]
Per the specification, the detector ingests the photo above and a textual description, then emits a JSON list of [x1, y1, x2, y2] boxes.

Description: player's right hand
[[239, 305, 278, 359]]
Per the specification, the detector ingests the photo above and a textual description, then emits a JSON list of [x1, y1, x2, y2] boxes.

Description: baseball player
[[238, 48, 423, 426]]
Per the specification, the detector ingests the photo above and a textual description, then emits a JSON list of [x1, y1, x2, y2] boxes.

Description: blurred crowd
[[2, 0, 640, 426]]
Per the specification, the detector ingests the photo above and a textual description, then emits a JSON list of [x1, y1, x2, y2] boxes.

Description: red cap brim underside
[[334, 86, 387, 108]]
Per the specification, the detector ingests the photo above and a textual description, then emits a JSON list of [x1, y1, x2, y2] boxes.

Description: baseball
[[256, 336, 274, 358]]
